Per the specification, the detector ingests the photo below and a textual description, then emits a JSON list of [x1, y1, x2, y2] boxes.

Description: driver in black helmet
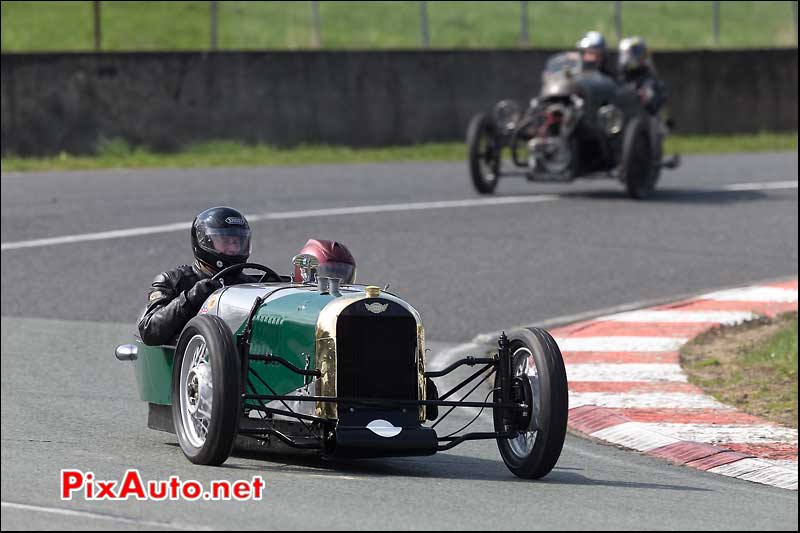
[[138, 206, 261, 346]]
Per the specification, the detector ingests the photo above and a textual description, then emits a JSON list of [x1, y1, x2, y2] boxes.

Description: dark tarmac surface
[[1, 152, 797, 529]]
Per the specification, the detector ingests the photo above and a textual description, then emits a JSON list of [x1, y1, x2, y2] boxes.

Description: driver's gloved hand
[[186, 278, 221, 308]]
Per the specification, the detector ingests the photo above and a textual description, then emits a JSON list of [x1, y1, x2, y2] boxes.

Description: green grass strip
[[1, 132, 796, 173], [682, 312, 798, 428]]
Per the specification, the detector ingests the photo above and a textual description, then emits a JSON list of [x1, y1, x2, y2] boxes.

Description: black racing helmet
[[191, 206, 252, 273]]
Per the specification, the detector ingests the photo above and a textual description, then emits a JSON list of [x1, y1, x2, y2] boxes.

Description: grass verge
[[681, 312, 798, 428], [2, 1, 797, 52], [1, 132, 797, 173]]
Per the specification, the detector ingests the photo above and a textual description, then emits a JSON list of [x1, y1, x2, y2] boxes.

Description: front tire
[[171, 315, 241, 465], [467, 113, 501, 194], [493, 328, 568, 479]]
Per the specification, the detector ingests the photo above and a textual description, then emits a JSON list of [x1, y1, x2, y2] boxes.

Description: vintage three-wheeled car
[[467, 51, 679, 198], [116, 256, 568, 479]]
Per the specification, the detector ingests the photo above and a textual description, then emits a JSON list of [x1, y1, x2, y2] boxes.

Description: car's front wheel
[[171, 315, 241, 465], [493, 328, 568, 479]]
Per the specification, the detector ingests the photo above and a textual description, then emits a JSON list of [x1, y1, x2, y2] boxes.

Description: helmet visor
[[199, 226, 251, 257], [317, 261, 356, 284], [619, 43, 647, 71]]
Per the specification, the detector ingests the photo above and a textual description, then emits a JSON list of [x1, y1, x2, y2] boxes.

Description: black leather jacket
[[622, 67, 667, 115], [137, 264, 251, 346]]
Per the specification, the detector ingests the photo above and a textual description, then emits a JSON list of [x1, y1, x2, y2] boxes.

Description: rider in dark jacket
[[618, 36, 667, 116], [138, 206, 257, 346]]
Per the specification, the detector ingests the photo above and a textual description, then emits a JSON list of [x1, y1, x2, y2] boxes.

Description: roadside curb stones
[[472, 277, 798, 490]]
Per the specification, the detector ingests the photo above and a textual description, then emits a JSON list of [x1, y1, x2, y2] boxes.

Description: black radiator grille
[[336, 314, 418, 402]]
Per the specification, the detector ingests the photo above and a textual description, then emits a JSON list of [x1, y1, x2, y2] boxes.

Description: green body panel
[[133, 341, 175, 405], [241, 292, 335, 398], [132, 289, 336, 405]]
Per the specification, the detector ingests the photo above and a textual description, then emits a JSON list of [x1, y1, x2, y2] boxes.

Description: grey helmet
[[577, 31, 607, 70], [618, 36, 652, 75]]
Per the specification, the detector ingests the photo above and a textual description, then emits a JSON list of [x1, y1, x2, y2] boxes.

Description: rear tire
[[621, 116, 657, 199], [493, 328, 568, 479], [467, 113, 501, 194], [649, 116, 664, 188], [171, 315, 241, 466]]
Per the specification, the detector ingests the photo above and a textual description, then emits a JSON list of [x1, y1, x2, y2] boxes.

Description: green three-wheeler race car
[[115, 255, 568, 479]]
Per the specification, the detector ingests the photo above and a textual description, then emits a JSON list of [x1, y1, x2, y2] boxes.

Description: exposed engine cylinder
[[528, 102, 578, 175]]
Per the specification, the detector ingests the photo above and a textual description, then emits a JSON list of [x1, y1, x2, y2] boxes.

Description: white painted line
[[637, 423, 799, 445], [3, 179, 796, 252], [554, 336, 688, 352], [0, 195, 558, 251], [304, 473, 360, 481], [699, 286, 798, 303], [590, 422, 680, 452], [0, 501, 209, 530], [251, 196, 560, 221], [569, 391, 729, 409], [707, 458, 798, 491], [720, 180, 799, 192], [0, 221, 191, 251], [600, 310, 758, 325], [565, 363, 688, 382]]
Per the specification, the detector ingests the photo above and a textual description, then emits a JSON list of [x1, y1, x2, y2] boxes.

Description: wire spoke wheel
[[507, 346, 541, 459], [493, 328, 568, 479], [468, 112, 502, 194], [478, 134, 498, 179], [180, 335, 213, 448], [171, 315, 241, 466]]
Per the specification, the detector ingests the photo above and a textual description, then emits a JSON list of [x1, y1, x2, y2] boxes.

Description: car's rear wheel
[[493, 328, 568, 479], [467, 112, 502, 194], [172, 315, 240, 465]]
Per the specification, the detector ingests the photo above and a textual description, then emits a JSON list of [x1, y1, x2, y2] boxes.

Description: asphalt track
[[1, 152, 798, 529]]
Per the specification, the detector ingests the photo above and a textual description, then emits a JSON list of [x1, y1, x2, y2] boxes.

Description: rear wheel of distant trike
[[622, 116, 658, 199], [467, 113, 502, 194]]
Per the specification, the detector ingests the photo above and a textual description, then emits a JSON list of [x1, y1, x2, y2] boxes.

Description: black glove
[[186, 278, 221, 308]]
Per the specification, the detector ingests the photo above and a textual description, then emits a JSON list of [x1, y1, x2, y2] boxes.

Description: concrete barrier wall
[[1, 49, 796, 156]]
